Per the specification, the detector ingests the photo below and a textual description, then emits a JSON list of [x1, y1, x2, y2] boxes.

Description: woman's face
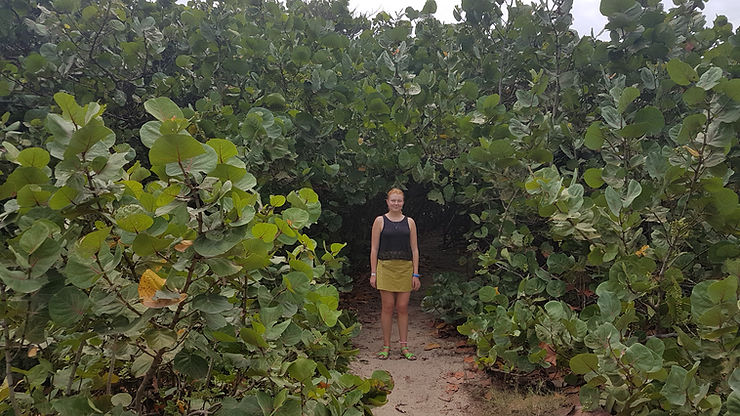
[[386, 194, 404, 212]]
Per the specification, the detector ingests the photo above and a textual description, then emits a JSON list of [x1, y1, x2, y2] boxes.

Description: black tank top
[[378, 215, 412, 260]]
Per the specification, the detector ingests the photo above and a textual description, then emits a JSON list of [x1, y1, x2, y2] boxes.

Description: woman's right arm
[[369, 216, 382, 287]]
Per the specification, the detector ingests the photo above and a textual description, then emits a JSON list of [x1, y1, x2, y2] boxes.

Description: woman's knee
[[395, 302, 408, 315]]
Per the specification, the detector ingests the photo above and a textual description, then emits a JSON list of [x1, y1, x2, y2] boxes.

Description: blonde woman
[[369, 188, 421, 360]]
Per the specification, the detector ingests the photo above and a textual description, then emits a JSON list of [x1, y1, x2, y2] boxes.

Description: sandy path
[[345, 283, 488, 415]]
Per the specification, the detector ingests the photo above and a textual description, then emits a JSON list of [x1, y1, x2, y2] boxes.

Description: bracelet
[[412, 273, 421, 278], [370, 272, 376, 276]]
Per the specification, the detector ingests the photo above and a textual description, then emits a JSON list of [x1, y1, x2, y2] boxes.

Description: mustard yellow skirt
[[377, 260, 413, 292]]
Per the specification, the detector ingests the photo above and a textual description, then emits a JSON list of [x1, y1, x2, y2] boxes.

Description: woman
[[369, 188, 421, 360]]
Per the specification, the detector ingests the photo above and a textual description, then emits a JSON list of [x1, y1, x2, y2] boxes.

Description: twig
[[66, 339, 86, 395]]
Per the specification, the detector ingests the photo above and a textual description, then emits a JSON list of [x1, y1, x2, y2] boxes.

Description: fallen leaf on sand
[[435, 322, 447, 329], [425, 343, 441, 351], [463, 355, 475, 364], [455, 340, 468, 347], [394, 403, 407, 413], [453, 371, 465, 379], [438, 395, 453, 402], [445, 383, 459, 393]]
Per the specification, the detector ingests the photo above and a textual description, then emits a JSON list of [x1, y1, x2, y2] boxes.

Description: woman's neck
[[385, 212, 404, 221]]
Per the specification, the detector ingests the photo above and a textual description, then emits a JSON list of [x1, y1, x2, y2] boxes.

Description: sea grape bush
[[1, 0, 739, 414], [426, 1, 740, 414], [0, 94, 392, 415]]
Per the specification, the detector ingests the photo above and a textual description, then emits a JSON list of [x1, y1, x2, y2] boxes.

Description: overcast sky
[[348, 0, 738, 38]]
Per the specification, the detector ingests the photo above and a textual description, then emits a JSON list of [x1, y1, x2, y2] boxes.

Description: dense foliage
[[1, 0, 739, 414]]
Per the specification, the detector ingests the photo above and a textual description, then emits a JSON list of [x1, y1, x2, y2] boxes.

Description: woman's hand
[[370, 274, 377, 289], [412, 276, 421, 291]]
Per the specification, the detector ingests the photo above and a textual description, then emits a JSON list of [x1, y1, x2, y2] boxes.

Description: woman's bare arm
[[409, 217, 419, 275], [370, 216, 383, 276]]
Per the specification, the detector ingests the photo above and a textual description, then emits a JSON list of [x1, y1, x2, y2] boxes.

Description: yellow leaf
[[683, 145, 700, 157], [0, 378, 9, 402], [635, 245, 649, 257], [138, 269, 187, 309], [424, 343, 441, 350], [138, 269, 166, 300], [27, 346, 38, 358]]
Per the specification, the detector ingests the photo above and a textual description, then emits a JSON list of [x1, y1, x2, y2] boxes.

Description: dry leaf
[[27, 346, 38, 358], [138, 269, 187, 308], [138, 269, 166, 299], [463, 356, 475, 364], [445, 383, 459, 393], [453, 371, 465, 379], [539, 342, 558, 366], [424, 343, 441, 351], [683, 145, 700, 157], [435, 322, 447, 329], [174, 240, 193, 252]]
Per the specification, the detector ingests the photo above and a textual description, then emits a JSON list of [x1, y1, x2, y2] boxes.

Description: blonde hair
[[387, 188, 404, 198]]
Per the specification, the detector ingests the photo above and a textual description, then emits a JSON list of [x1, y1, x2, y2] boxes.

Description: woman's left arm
[[409, 218, 421, 290]]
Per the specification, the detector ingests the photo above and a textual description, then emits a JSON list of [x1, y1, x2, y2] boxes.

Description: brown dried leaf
[[174, 240, 193, 252], [424, 343, 441, 351]]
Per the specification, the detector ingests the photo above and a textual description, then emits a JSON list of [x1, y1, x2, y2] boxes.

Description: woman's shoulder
[[373, 215, 385, 224]]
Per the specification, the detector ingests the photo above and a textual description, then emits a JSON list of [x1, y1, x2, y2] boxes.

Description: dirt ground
[[345, 281, 488, 415]]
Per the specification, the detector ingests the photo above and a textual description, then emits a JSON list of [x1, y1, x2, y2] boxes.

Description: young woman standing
[[369, 188, 421, 360]]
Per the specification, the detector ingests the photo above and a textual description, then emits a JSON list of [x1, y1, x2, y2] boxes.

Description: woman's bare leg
[[395, 291, 411, 344], [379, 290, 395, 347]]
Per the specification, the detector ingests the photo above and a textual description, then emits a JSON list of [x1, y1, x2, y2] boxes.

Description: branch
[[1, 286, 21, 416]]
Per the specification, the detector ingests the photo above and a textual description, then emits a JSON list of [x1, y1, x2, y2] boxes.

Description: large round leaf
[[174, 351, 209, 379], [192, 294, 233, 314], [149, 134, 205, 166], [569, 353, 598, 375], [144, 97, 184, 122], [49, 287, 89, 326], [282, 208, 309, 229]]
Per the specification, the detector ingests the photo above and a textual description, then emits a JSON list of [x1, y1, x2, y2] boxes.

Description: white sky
[[348, 0, 738, 38]]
